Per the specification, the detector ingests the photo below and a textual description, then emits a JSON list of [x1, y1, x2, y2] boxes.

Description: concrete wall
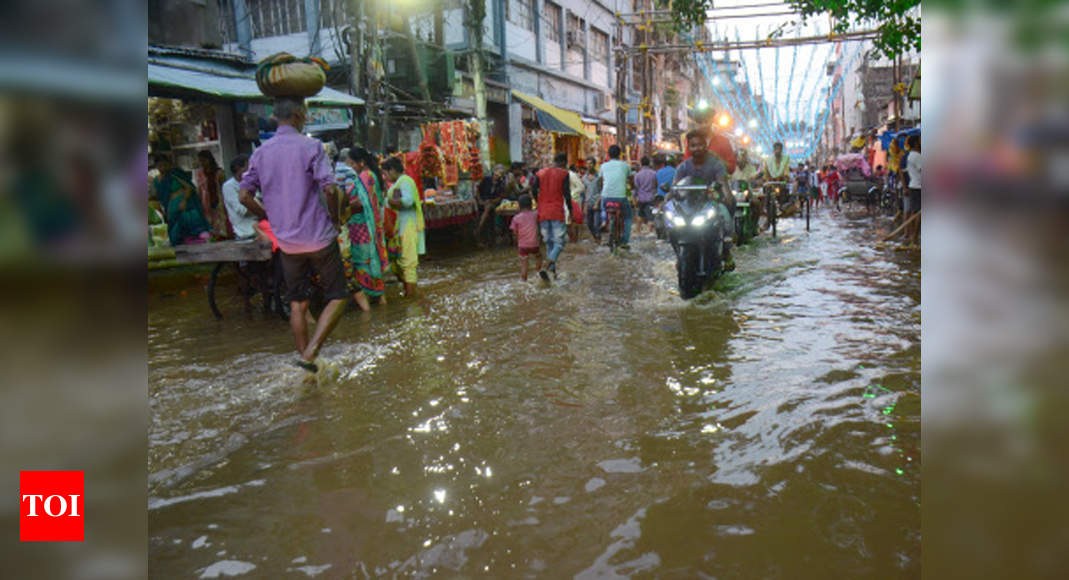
[[507, 22, 537, 62], [591, 62, 608, 88], [444, 7, 466, 47]]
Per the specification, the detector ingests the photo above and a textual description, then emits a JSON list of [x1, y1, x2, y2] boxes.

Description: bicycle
[[603, 199, 626, 255], [763, 181, 788, 238]]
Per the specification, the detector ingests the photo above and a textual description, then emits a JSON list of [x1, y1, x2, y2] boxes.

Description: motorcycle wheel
[[677, 245, 702, 299]]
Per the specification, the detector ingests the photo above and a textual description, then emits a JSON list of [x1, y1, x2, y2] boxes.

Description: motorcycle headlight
[[672, 216, 687, 227], [691, 215, 707, 227]]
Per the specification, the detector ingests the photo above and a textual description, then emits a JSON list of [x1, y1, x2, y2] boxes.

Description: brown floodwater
[[149, 207, 920, 578]]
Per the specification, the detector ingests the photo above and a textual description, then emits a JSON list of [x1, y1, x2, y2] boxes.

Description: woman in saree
[[151, 155, 210, 245], [339, 147, 390, 311], [381, 156, 424, 298], [195, 150, 232, 238]]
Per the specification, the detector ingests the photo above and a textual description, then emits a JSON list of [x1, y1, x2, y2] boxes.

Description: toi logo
[[19, 471, 84, 541]]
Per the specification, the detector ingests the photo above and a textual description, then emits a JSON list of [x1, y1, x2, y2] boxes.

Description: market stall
[[387, 119, 486, 230], [423, 198, 479, 229], [513, 90, 596, 168], [147, 48, 364, 277]]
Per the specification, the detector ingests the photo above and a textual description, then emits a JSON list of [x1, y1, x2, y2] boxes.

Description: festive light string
[[773, 39, 781, 133], [695, 40, 774, 153], [798, 39, 861, 159], [794, 42, 825, 151], [732, 27, 779, 151], [754, 26, 778, 151], [796, 42, 826, 156], [686, 27, 745, 143], [783, 29, 799, 143], [806, 39, 864, 158]]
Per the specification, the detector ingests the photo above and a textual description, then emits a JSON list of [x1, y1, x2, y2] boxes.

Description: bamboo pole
[[882, 210, 920, 241]]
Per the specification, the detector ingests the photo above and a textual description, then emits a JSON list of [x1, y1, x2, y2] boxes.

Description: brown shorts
[[280, 241, 348, 303], [518, 246, 541, 257]]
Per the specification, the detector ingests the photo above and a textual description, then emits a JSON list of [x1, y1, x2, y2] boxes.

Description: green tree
[[660, 0, 920, 59]]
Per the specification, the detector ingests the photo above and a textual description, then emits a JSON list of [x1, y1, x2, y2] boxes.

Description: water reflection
[[149, 210, 919, 577]]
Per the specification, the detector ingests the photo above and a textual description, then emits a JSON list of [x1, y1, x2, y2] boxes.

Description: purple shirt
[[634, 167, 658, 203], [239, 125, 336, 254]]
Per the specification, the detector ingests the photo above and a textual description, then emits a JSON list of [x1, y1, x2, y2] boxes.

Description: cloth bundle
[[256, 53, 328, 97]]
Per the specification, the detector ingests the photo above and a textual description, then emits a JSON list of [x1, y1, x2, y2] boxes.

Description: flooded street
[[148, 208, 919, 578]]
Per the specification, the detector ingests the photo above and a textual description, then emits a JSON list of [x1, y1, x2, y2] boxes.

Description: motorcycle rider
[[672, 129, 735, 271], [731, 149, 760, 239]]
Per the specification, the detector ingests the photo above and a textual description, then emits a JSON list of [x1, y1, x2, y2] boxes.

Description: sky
[[697, 0, 870, 156]]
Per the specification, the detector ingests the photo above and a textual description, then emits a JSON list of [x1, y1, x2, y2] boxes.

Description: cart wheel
[[208, 262, 224, 320]]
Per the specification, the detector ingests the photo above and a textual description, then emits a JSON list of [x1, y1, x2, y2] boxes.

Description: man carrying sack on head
[[239, 97, 348, 373]]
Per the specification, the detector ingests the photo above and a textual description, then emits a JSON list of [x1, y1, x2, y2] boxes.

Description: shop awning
[[148, 62, 365, 107], [511, 90, 595, 139]]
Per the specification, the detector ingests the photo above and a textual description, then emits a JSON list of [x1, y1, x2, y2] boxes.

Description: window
[[247, 0, 307, 39], [566, 13, 584, 50], [507, 0, 534, 32], [544, 2, 561, 43], [591, 28, 608, 63]]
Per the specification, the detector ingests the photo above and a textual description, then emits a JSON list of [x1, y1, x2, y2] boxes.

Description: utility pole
[[642, 0, 652, 159], [615, 18, 627, 154], [365, 0, 386, 152], [349, 0, 364, 144], [893, 54, 901, 131], [405, 13, 433, 123], [468, 0, 491, 171]]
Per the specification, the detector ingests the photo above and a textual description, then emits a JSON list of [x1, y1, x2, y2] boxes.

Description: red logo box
[[20, 471, 84, 541]]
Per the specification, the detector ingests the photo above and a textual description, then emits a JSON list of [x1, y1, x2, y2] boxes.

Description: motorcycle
[[652, 196, 668, 240], [663, 177, 731, 299], [731, 183, 758, 245]]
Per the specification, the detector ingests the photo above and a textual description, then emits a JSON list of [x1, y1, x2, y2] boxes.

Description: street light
[[712, 76, 721, 86], [697, 98, 709, 110], [742, 135, 751, 145], [717, 113, 731, 128], [748, 119, 757, 129], [734, 127, 744, 137]]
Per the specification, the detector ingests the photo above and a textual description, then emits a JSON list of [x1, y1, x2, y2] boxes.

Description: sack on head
[[256, 53, 328, 98]]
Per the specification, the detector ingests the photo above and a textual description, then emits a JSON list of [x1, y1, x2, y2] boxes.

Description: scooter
[[663, 177, 731, 299]]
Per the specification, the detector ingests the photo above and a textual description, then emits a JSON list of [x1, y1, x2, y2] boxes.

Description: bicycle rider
[[597, 144, 634, 249], [758, 141, 791, 228]]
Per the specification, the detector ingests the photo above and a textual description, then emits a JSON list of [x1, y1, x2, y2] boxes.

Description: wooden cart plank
[[174, 240, 273, 264]]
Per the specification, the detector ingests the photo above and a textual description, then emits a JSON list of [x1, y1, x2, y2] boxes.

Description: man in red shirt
[[685, 129, 737, 174], [532, 152, 573, 280]]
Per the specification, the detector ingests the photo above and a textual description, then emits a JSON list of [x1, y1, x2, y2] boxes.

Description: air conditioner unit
[[594, 92, 612, 112]]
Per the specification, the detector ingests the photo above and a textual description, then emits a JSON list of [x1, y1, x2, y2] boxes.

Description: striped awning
[[512, 90, 595, 139], [148, 62, 364, 107]]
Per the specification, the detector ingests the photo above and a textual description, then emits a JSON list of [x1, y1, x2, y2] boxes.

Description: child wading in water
[[510, 195, 544, 281]]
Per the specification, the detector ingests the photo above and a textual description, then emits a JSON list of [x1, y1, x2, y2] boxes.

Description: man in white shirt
[[222, 154, 260, 240], [903, 135, 921, 245]]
